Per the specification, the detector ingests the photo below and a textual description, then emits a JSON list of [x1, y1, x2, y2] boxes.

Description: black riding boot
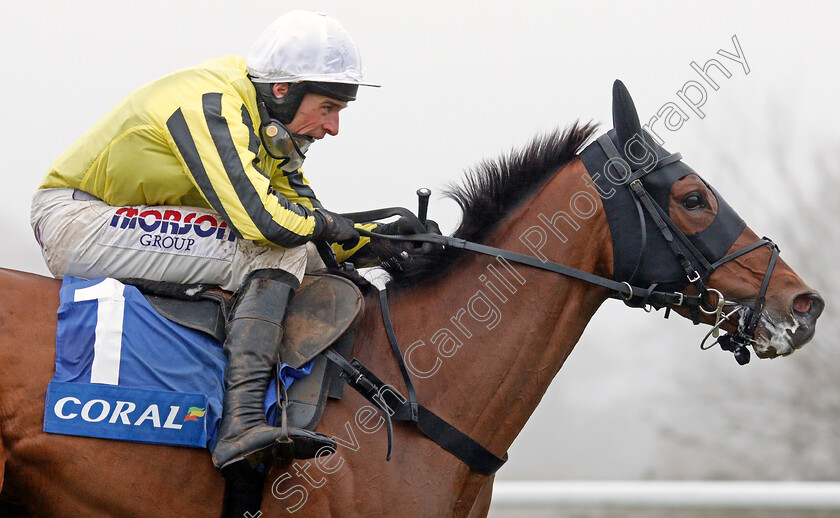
[[211, 269, 336, 472]]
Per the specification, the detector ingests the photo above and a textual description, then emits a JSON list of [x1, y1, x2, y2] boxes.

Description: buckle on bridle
[[620, 282, 634, 301], [687, 271, 701, 284]]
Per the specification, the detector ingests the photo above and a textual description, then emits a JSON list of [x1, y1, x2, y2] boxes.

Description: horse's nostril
[[792, 292, 824, 321], [793, 295, 812, 314]]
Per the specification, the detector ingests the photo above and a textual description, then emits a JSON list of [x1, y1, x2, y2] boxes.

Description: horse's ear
[[612, 80, 643, 149]]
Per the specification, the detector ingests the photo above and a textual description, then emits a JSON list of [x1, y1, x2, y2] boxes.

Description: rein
[[314, 215, 709, 476], [319, 150, 781, 474], [589, 133, 781, 364], [360, 227, 778, 365], [354, 209, 779, 365]]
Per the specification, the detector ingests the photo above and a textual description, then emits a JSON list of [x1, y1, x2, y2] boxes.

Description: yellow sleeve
[[270, 169, 323, 210], [275, 169, 374, 262], [165, 91, 318, 248]]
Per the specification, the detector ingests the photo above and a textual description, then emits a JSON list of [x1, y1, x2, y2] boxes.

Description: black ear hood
[[579, 80, 745, 291], [612, 79, 644, 147]]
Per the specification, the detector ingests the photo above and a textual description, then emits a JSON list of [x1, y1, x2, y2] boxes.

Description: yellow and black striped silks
[[39, 55, 371, 262]]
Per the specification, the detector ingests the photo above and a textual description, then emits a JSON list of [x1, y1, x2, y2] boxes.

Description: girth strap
[[379, 288, 419, 421], [414, 405, 508, 476], [377, 286, 507, 474], [321, 347, 396, 460], [320, 288, 509, 476]]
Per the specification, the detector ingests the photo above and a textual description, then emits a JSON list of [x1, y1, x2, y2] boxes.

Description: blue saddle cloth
[[43, 276, 310, 448]]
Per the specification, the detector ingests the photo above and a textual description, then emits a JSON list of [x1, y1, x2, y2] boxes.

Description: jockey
[[30, 11, 412, 477]]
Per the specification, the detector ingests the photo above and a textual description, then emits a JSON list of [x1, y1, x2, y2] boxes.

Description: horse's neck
[[383, 160, 611, 457]]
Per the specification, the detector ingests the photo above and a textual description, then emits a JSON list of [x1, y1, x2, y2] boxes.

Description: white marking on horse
[[751, 311, 801, 357]]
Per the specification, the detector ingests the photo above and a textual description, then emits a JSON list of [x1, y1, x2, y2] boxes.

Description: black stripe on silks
[[240, 104, 261, 156], [166, 108, 242, 238], [240, 101, 320, 208], [284, 171, 323, 209], [202, 92, 313, 248], [239, 104, 269, 179]]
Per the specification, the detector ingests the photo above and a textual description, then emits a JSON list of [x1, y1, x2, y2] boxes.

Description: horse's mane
[[379, 121, 599, 289]]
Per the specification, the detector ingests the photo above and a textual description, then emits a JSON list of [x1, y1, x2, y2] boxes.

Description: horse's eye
[[682, 192, 705, 210]]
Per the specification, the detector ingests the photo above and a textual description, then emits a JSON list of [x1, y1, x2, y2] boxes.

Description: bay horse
[[0, 81, 823, 517]]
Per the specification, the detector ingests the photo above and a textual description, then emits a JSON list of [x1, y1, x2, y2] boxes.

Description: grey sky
[[2, 0, 838, 483], [4, 0, 838, 274]]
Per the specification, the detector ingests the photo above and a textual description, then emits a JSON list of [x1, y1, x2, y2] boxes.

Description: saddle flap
[[140, 287, 231, 343], [286, 330, 355, 430], [280, 273, 364, 369]]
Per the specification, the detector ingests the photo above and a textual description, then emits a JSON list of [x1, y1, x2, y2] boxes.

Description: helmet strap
[[252, 80, 307, 125]]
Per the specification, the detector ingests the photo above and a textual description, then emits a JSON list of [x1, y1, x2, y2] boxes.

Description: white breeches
[[31, 188, 324, 292]]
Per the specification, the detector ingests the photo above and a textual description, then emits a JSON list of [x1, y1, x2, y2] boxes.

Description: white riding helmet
[[247, 10, 378, 88], [247, 11, 378, 171]]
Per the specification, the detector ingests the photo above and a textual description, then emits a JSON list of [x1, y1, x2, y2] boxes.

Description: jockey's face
[[272, 83, 347, 139], [288, 93, 347, 139]]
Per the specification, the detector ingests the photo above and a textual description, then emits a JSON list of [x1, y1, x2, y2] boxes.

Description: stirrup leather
[[273, 363, 336, 469]]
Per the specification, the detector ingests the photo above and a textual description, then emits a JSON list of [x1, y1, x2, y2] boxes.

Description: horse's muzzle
[[751, 291, 824, 358], [787, 291, 825, 350]]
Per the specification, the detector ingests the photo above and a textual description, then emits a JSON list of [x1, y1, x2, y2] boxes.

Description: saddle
[[129, 271, 364, 431]]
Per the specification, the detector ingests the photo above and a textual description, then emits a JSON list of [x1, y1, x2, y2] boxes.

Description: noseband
[[349, 135, 781, 365], [580, 132, 781, 364], [326, 141, 780, 477]]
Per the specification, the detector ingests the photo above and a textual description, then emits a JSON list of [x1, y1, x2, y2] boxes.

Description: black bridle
[[358, 236, 776, 363], [313, 79, 784, 477], [318, 143, 781, 476], [345, 150, 780, 365], [580, 132, 781, 364]]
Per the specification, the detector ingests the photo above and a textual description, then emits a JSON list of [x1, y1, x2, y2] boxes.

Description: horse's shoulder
[[0, 268, 59, 292], [0, 268, 60, 328]]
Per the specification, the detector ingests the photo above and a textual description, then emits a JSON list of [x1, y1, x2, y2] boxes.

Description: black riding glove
[[373, 217, 442, 236], [313, 208, 360, 246], [370, 217, 442, 258]]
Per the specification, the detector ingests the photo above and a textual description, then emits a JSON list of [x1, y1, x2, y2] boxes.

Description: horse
[[0, 81, 823, 517]]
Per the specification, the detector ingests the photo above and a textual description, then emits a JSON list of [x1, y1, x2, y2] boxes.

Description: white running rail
[[491, 481, 840, 509]]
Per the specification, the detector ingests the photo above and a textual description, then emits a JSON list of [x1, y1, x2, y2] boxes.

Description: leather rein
[[590, 133, 780, 364], [314, 160, 780, 474]]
